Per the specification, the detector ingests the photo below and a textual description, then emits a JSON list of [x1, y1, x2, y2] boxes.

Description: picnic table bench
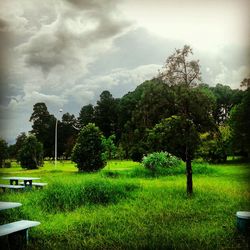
[[0, 220, 40, 247], [20, 182, 48, 189], [2, 177, 40, 187], [0, 184, 25, 192], [0, 201, 40, 248], [0, 202, 22, 211]]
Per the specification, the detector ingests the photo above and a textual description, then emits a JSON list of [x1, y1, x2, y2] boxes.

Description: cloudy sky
[[0, 0, 249, 144]]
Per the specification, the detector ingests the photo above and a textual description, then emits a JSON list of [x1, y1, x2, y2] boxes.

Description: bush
[[142, 151, 181, 171], [71, 123, 106, 172], [17, 134, 43, 169]]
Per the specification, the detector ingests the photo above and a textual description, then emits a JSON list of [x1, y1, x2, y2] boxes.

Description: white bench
[[0, 220, 40, 246], [0, 184, 25, 192], [20, 182, 48, 188]]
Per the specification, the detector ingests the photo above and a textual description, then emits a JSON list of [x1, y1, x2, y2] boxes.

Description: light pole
[[55, 108, 63, 167]]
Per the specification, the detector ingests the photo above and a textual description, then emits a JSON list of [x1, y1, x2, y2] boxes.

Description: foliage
[[9, 132, 27, 159], [71, 123, 106, 172], [102, 135, 117, 160], [78, 104, 95, 129], [59, 112, 77, 158], [197, 125, 232, 163], [17, 134, 43, 169], [210, 84, 244, 125], [29, 102, 56, 157], [0, 138, 8, 167], [230, 89, 250, 158], [142, 151, 182, 172], [148, 116, 200, 162], [94, 91, 119, 137], [115, 144, 126, 160]]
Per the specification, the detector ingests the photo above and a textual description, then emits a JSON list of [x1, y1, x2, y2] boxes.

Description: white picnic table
[[0, 201, 22, 211], [2, 177, 40, 187]]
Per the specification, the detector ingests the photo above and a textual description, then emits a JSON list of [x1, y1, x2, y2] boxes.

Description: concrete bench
[[0, 220, 40, 247], [0, 184, 25, 192], [20, 182, 48, 188]]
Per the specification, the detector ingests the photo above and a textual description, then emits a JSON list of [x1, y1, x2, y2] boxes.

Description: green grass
[[0, 160, 249, 249]]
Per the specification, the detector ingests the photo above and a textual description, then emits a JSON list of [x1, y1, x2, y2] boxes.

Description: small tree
[[156, 45, 214, 195], [71, 123, 106, 172], [148, 116, 200, 194], [102, 135, 117, 160], [0, 138, 8, 168], [17, 134, 43, 169]]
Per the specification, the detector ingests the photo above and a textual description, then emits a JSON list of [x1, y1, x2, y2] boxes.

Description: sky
[[0, 0, 249, 144]]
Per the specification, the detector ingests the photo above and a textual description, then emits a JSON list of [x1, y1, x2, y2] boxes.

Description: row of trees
[[1, 45, 249, 195]]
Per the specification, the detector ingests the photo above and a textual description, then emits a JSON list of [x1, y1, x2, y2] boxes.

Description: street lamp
[[55, 108, 63, 167]]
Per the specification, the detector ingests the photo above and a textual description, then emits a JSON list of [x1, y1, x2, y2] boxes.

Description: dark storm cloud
[[18, 0, 130, 75]]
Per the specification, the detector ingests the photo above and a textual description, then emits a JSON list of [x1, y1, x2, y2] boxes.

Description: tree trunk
[[186, 157, 193, 195]]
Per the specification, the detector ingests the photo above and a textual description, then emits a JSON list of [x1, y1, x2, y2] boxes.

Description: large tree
[[29, 103, 56, 157], [78, 104, 95, 129], [94, 91, 119, 137], [59, 112, 78, 158], [157, 45, 214, 195]]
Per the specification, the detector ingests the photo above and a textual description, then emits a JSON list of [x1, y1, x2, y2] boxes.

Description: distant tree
[[155, 45, 214, 195], [17, 134, 43, 169], [119, 79, 175, 159], [78, 104, 95, 129], [240, 77, 250, 89], [59, 112, 77, 158], [196, 125, 232, 163], [71, 123, 106, 172], [10, 132, 27, 159], [0, 138, 8, 167], [94, 91, 119, 137], [29, 103, 56, 157], [230, 89, 250, 158], [210, 84, 244, 125]]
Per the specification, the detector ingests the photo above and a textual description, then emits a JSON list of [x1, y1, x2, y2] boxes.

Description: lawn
[[0, 160, 249, 249]]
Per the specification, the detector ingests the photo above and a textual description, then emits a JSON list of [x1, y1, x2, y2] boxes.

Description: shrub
[[71, 123, 106, 172], [142, 151, 181, 171], [17, 134, 43, 169]]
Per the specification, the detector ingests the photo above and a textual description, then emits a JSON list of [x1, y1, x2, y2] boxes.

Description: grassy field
[[0, 160, 249, 249]]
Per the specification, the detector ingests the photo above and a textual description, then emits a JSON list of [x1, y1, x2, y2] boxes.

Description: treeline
[[1, 46, 249, 168], [1, 80, 248, 163]]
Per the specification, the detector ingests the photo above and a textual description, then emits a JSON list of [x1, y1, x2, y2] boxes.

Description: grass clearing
[[0, 160, 249, 249]]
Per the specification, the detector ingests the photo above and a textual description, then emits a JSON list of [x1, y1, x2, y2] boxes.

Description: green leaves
[[71, 123, 106, 172], [17, 134, 43, 169]]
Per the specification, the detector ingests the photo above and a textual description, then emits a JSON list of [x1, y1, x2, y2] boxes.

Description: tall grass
[[37, 178, 140, 212]]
